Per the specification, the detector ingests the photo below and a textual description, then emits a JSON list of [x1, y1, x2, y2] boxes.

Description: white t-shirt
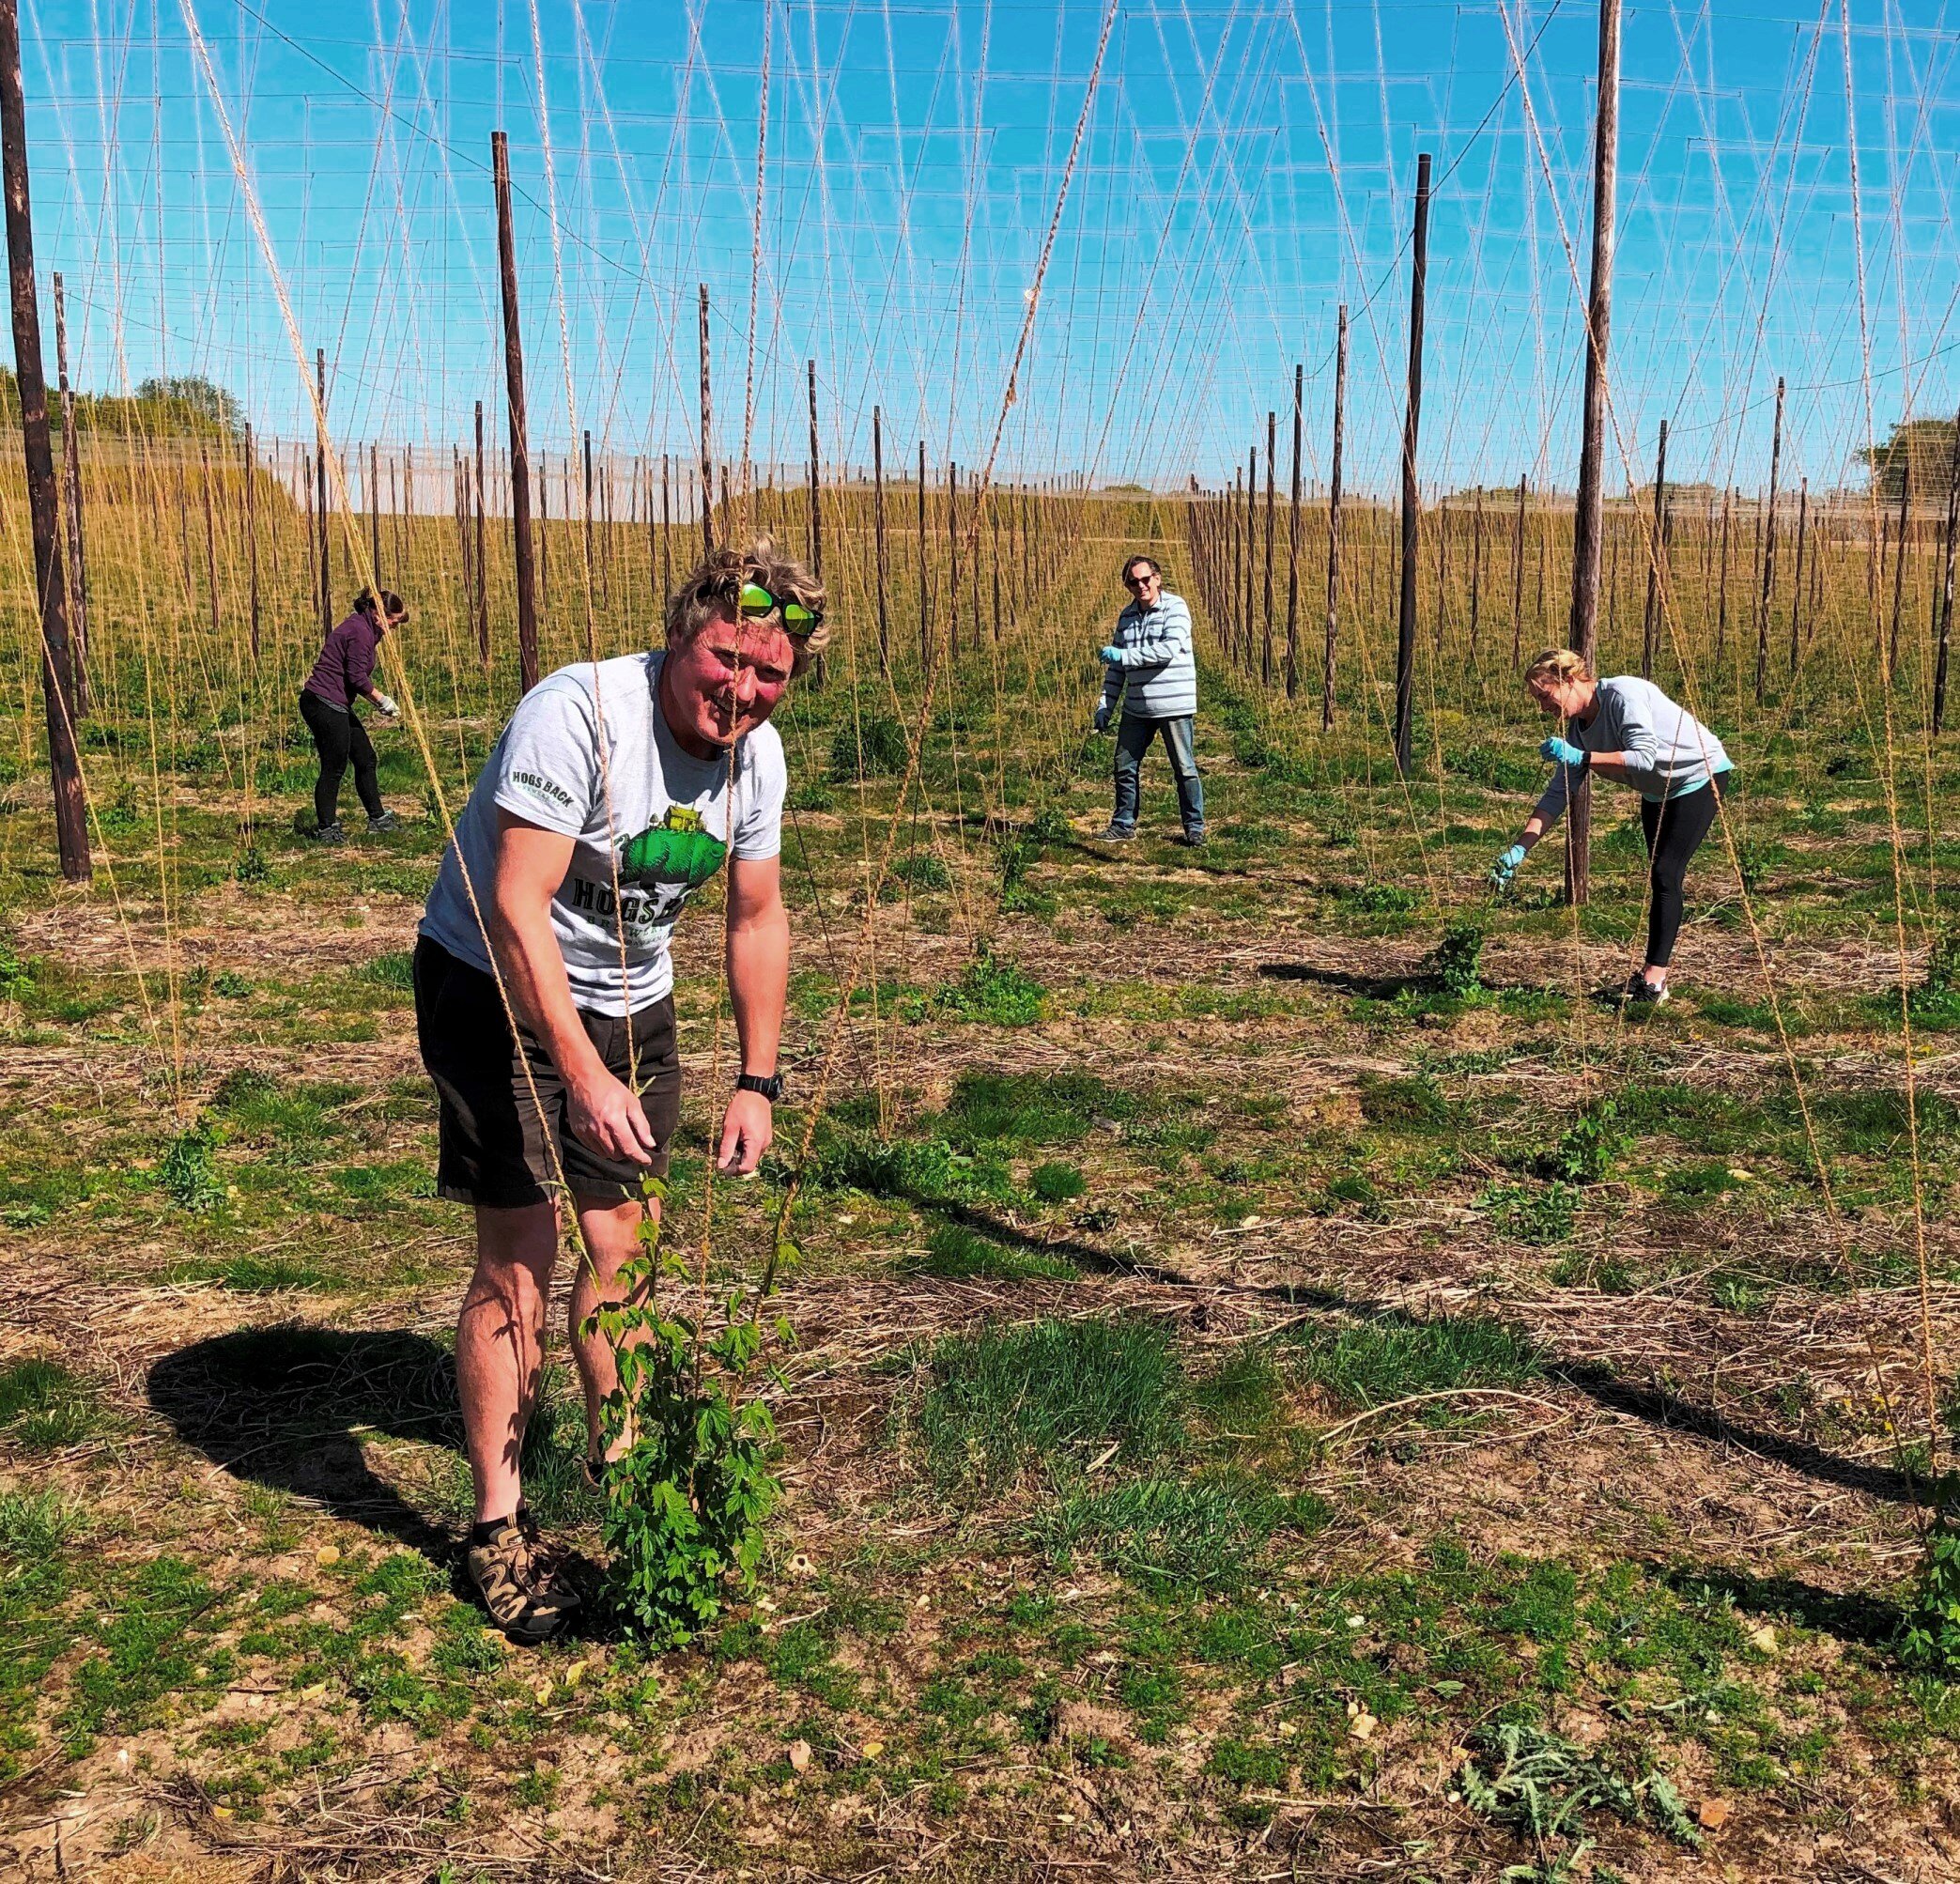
[[420, 651, 786, 1016]]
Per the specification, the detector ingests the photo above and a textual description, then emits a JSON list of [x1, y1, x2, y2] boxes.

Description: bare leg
[[569, 1194, 657, 1463], [456, 1200, 559, 1525]]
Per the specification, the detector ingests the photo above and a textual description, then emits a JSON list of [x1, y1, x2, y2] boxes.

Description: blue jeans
[[1113, 713, 1204, 833]]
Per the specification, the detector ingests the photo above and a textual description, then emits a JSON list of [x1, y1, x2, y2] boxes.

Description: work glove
[[1540, 734, 1586, 768], [1489, 843, 1527, 888], [1093, 702, 1113, 734], [1099, 644, 1124, 666], [373, 691, 399, 719]]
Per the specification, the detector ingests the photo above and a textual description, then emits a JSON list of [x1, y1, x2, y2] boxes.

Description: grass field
[[4, 468, 1960, 1879]]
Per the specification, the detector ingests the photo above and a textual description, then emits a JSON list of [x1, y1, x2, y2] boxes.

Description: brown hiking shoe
[[466, 1519, 578, 1645], [517, 1508, 587, 1611]]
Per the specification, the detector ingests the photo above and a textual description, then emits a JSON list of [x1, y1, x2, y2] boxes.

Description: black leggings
[[300, 690, 383, 828], [1639, 774, 1728, 968]]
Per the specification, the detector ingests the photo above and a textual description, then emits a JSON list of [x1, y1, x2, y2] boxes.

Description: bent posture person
[[1491, 648, 1734, 1004], [301, 587, 404, 842], [414, 541, 826, 1643], [1094, 555, 1205, 844]]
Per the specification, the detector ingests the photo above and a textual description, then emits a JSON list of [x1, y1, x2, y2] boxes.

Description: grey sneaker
[[1181, 827, 1208, 848], [367, 811, 400, 833], [312, 822, 347, 845], [1100, 823, 1136, 842], [1625, 973, 1671, 1007]]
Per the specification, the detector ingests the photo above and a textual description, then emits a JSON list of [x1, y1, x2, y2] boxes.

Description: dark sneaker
[[311, 822, 347, 845], [467, 1518, 578, 1645], [1181, 827, 1208, 848], [1625, 973, 1671, 1007], [367, 811, 400, 833], [1100, 824, 1136, 842]]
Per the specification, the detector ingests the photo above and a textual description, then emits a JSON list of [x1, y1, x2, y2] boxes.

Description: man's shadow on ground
[[148, 1325, 464, 1558]]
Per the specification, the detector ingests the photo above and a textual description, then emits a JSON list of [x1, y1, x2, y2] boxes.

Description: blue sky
[[21, 0, 1960, 494]]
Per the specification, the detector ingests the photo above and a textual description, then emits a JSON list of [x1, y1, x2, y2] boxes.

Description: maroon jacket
[[303, 610, 383, 709]]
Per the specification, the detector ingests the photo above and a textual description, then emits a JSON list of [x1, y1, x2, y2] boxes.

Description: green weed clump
[[1901, 1504, 1960, 1678], [829, 715, 910, 780], [912, 1316, 1184, 1491], [1544, 1098, 1626, 1185], [913, 945, 1047, 1027], [903, 1222, 1077, 1283], [1458, 1719, 1702, 1855], [1029, 1160, 1087, 1203], [1429, 917, 1486, 997], [1290, 1314, 1541, 1413], [158, 1119, 226, 1212]]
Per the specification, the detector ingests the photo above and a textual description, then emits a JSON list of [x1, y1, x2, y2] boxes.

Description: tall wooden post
[[315, 347, 331, 631], [1756, 376, 1783, 702], [1469, 486, 1485, 669], [918, 439, 930, 671], [581, 426, 596, 596], [0, 0, 87, 880], [492, 131, 539, 691], [1510, 474, 1527, 668], [1284, 363, 1302, 699], [52, 270, 87, 714], [698, 284, 715, 556], [1564, 0, 1620, 907], [805, 359, 826, 684], [1937, 411, 1960, 734], [1242, 445, 1256, 667], [473, 399, 490, 665], [368, 440, 381, 580], [660, 454, 672, 602], [1261, 409, 1276, 686], [1324, 306, 1348, 728], [948, 460, 961, 666], [1889, 433, 1912, 683], [245, 421, 259, 658], [1716, 486, 1733, 664], [1394, 152, 1432, 777], [872, 404, 889, 670], [1790, 477, 1809, 672], [1641, 418, 1668, 678], [200, 442, 221, 642]]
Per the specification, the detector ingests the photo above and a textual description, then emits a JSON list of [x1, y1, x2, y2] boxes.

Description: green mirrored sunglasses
[[737, 580, 821, 635]]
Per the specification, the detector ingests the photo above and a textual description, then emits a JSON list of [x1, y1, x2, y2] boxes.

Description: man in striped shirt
[[1094, 555, 1205, 845]]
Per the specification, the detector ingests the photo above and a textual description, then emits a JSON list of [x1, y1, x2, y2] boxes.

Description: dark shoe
[[467, 1518, 578, 1645], [1100, 823, 1136, 842], [1625, 973, 1671, 1007], [311, 822, 347, 845], [1181, 828, 1208, 848], [367, 811, 400, 833]]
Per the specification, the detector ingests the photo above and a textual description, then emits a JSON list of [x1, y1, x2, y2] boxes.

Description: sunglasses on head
[[738, 580, 822, 635]]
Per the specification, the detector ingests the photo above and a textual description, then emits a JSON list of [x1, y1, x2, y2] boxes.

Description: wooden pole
[[918, 440, 930, 671], [0, 0, 87, 880], [1716, 486, 1733, 665], [1510, 474, 1527, 668], [1937, 411, 1960, 734], [948, 459, 960, 666], [1564, 0, 1620, 906], [492, 131, 539, 692], [200, 442, 220, 642], [872, 405, 889, 670], [1394, 151, 1432, 778], [245, 421, 259, 659], [1261, 408, 1276, 686], [1284, 363, 1302, 699], [1469, 486, 1485, 670], [1756, 375, 1783, 702], [1324, 306, 1347, 728], [660, 454, 672, 601], [582, 426, 595, 599], [368, 440, 381, 581], [1889, 431, 1912, 683], [315, 347, 331, 631], [474, 399, 490, 666], [698, 284, 715, 555], [806, 359, 826, 685], [1790, 477, 1809, 671], [1641, 418, 1668, 678], [1242, 445, 1256, 667], [52, 270, 87, 715]]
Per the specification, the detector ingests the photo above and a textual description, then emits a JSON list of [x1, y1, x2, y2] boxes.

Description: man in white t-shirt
[[413, 539, 826, 1644]]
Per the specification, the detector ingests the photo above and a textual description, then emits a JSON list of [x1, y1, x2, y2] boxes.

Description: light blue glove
[[1099, 644, 1124, 666], [1092, 702, 1113, 734], [1490, 843, 1527, 887], [1540, 735, 1587, 768]]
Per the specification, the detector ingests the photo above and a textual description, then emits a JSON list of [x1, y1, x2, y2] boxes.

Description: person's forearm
[[1587, 751, 1634, 784], [488, 894, 608, 1086], [728, 903, 790, 1075]]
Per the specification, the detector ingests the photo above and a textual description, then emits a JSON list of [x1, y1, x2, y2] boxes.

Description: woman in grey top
[[1489, 649, 1735, 1005]]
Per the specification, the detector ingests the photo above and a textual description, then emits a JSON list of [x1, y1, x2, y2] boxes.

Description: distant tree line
[[0, 367, 243, 439], [1863, 416, 1959, 502]]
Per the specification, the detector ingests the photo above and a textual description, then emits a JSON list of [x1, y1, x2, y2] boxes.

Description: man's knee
[[468, 1203, 559, 1302]]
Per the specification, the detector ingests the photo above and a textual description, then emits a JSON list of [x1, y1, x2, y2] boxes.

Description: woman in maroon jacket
[[301, 588, 406, 842]]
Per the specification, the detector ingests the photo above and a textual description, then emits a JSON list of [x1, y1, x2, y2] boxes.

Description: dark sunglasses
[[738, 580, 821, 635], [1123, 571, 1158, 590]]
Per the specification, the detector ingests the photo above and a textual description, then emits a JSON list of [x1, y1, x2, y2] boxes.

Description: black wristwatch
[[736, 1072, 784, 1104]]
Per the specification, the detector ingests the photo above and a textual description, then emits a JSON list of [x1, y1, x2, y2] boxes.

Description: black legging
[[1639, 773, 1729, 967], [300, 690, 384, 829]]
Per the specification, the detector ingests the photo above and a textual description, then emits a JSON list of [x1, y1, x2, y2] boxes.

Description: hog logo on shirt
[[621, 804, 728, 889]]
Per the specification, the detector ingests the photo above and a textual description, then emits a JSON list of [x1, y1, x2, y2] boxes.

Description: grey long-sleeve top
[[1533, 674, 1733, 827], [1099, 591, 1198, 719]]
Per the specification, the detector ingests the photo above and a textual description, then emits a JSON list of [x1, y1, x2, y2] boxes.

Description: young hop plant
[[582, 1176, 797, 1646]]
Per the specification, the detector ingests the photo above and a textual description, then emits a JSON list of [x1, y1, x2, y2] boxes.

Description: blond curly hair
[[665, 536, 830, 679], [1522, 647, 1593, 689]]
